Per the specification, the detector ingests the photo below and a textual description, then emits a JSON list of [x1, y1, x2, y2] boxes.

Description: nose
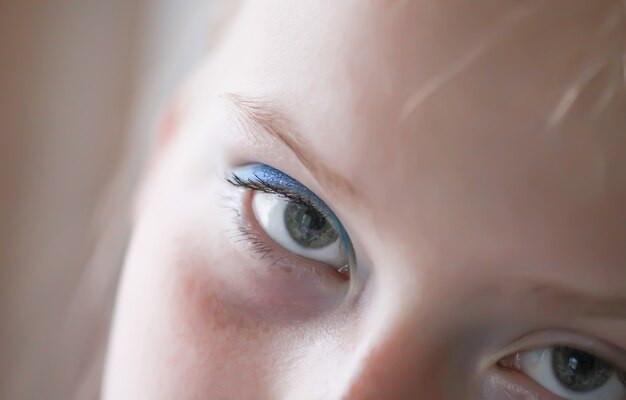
[[333, 270, 478, 400], [279, 263, 481, 399]]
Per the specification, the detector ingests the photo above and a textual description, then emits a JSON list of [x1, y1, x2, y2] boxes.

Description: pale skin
[[103, 1, 626, 399]]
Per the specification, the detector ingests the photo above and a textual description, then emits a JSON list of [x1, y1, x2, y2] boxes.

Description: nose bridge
[[337, 281, 455, 400], [340, 315, 448, 400], [328, 235, 470, 399]]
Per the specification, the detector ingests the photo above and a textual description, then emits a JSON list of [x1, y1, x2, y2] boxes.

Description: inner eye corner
[[496, 352, 522, 371]]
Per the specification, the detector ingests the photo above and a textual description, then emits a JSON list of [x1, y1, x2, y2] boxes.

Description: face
[[103, 1, 626, 399]]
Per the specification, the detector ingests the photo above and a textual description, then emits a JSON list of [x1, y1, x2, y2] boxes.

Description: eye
[[251, 191, 347, 268], [227, 164, 353, 274], [502, 346, 626, 400]]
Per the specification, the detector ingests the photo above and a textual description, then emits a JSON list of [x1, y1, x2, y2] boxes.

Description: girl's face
[[103, 1, 626, 399]]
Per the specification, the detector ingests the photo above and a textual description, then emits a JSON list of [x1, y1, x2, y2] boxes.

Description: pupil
[[552, 347, 613, 393], [304, 211, 326, 231], [284, 201, 339, 248], [568, 353, 593, 373]]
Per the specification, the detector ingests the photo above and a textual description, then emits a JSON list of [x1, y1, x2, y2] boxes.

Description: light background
[[0, 1, 217, 398]]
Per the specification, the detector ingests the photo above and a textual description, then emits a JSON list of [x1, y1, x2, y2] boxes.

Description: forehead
[[211, 1, 626, 283]]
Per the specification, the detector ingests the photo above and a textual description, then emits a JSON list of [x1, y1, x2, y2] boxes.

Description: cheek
[[112, 177, 350, 398], [481, 369, 558, 400], [164, 259, 276, 398], [166, 191, 348, 323], [112, 220, 279, 399]]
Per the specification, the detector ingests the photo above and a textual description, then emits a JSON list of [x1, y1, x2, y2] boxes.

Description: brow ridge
[[526, 280, 626, 319], [224, 92, 360, 200]]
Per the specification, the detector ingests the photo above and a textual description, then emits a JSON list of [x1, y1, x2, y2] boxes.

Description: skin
[[103, 1, 626, 399]]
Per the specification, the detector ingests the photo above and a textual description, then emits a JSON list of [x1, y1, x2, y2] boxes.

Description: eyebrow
[[518, 279, 626, 320], [222, 92, 361, 200], [502, 278, 626, 320]]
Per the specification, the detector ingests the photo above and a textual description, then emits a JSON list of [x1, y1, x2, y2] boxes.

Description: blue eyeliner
[[227, 164, 354, 260]]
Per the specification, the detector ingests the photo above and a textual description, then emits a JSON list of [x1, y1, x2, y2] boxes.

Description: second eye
[[501, 346, 626, 400]]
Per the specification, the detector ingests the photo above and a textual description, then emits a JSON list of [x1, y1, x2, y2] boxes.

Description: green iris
[[284, 201, 339, 248]]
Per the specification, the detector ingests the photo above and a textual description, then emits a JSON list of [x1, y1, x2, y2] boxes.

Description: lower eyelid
[[483, 367, 563, 400]]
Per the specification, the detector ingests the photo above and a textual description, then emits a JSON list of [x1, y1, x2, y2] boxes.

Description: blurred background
[[0, 1, 219, 398]]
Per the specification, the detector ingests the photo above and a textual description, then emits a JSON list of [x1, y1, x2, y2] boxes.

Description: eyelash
[[226, 172, 342, 232], [225, 173, 318, 211], [225, 196, 281, 263]]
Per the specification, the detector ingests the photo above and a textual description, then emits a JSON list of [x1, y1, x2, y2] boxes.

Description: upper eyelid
[[227, 164, 315, 199], [226, 172, 317, 208], [226, 170, 325, 218], [226, 164, 347, 232]]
